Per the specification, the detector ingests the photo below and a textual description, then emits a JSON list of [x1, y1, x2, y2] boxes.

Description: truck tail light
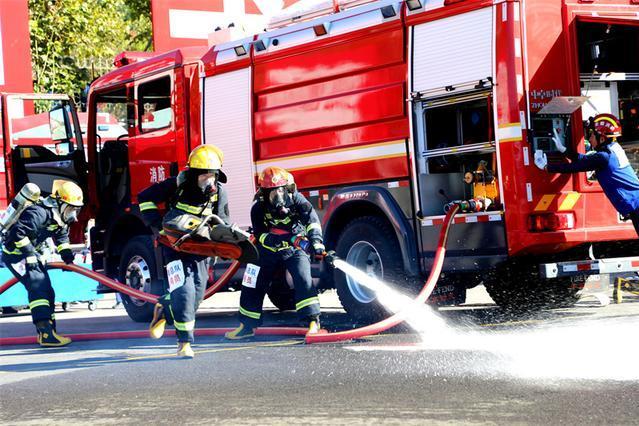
[[529, 212, 575, 232]]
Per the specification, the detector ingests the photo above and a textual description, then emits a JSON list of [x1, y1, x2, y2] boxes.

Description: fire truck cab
[[83, 0, 639, 322]]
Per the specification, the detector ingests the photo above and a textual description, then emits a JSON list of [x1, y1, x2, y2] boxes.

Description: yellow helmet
[[188, 145, 223, 170], [52, 180, 84, 207], [187, 145, 227, 183]]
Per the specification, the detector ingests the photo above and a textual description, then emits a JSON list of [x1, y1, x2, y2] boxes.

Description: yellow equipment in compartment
[[464, 160, 499, 205], [613, 276, 639, 304]]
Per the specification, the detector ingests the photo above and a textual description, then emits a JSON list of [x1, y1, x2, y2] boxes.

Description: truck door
[[92, 85, 132, 215], [1, 93, 87, 202], [129, 73, 178, 199]]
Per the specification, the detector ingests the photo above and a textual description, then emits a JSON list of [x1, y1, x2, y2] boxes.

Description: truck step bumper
[[540, 256, 639, 279]]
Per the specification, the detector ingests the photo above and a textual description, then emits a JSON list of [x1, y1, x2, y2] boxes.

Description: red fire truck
[[34, 0, 639, 322]]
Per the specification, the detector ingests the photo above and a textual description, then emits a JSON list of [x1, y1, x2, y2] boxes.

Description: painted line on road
[[124, 339, 304, 361], [345, 343, 424, 352], [480, 319, 547, 327]]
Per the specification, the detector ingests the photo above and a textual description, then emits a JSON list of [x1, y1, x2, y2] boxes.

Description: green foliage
[[29, 0, 151, 103]]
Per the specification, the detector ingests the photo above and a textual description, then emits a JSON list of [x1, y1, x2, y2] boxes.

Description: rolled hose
[[305, 204, 459, 344]]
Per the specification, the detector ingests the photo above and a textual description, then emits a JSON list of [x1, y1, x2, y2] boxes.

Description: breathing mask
[[267, 187, 291, 217], [60, 202, 81, 224], [197, 172, 218, 195]]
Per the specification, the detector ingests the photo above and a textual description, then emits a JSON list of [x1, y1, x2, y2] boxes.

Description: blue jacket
[[548, 142, 639, 216]]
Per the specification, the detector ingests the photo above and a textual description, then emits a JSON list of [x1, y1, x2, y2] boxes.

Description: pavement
[[2, 286, 639, 424]]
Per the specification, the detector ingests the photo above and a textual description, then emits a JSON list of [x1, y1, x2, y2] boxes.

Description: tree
[[29, 0, 151, 103]]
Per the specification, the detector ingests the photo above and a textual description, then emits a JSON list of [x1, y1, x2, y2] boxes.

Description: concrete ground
[[2, 286, 639, 424]]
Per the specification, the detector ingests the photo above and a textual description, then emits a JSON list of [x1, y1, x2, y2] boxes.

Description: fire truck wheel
[[118, 235, 164, 322], [267, 269, 296, 312], [484, 260, 580, 312], [334, 215, 408, 323]]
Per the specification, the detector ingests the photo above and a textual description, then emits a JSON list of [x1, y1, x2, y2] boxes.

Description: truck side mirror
[[54, 141, 71, 155], [49, 105, 72, 141]]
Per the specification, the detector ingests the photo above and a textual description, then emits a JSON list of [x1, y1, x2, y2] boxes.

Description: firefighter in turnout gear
[[138, 145, 229, 358], [2, 180, 83, 347], [225, 166, 325, 340]]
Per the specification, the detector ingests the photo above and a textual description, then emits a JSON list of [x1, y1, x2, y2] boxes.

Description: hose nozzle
[[324, 250, 338, 268]]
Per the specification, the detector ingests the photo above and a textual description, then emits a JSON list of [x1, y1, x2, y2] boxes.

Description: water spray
[[306, 204, 459, 344]]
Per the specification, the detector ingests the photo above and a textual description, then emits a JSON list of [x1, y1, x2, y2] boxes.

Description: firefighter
[[225, 166, 325, 340], [139, 144, 229, 358], [535, 113, 639, 235], [2, 180, 84, 347]]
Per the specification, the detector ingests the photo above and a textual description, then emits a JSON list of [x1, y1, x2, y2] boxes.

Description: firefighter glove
[[291, 235, 311, 253], [552, 128, 567, 153], [534, 150, 547, 170], [60, 248, 75, 265], [312, 241, 326, 261]]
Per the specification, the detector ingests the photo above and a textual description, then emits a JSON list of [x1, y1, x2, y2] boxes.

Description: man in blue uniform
[[138, 145, 229, 358], [2, 180, 83, 347], [225, 166, 325, 340], [535, 113, 639, 235]]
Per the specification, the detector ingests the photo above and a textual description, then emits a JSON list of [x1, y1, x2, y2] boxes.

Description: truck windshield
[[94, 87, 129, 148]]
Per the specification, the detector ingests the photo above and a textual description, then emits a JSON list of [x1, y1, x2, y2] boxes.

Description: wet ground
[[2, 289, 639, 424]]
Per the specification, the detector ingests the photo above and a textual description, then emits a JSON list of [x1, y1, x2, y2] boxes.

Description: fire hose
[[0, 226, 254, 302], [0, 257, 309, 347], [305, 204, 459, 344], [1, 206, 457, 346], [0, 261, 239, 303]]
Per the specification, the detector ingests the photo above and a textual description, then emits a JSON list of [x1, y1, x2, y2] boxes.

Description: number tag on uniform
[[242, 263, 260, 289], [166, 260, 185, 293], [12, 261, 26, 276]]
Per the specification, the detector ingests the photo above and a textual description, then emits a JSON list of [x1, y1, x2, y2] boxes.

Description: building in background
[[0, 0, 33, 93], [151, 0, 314, 51]]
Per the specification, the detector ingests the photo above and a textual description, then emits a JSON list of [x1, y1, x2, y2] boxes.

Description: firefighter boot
[[225, 323, 255, 340], [36, 320, 71, 347], [149, 303, 167, 339], [307, 316, 321, 335], [177, 342, 194, 359]]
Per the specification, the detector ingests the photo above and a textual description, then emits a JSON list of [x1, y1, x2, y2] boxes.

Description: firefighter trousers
[[159, 247, 210, 343], [238, 248, 320, 329], [3, 253, 54, 326]]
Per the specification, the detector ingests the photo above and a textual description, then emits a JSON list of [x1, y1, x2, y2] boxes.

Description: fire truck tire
[[334, 216, 408, 323], [484, 260, 580, 312], [118, 236, 164, 322], [266, 268, 296, 311]]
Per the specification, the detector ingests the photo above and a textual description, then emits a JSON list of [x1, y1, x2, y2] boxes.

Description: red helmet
[[257, 166, 295, 190], [593, 113, 622, 138]]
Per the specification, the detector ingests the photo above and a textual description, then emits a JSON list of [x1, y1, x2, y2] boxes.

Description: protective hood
[[41, 196, 65, 227]]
